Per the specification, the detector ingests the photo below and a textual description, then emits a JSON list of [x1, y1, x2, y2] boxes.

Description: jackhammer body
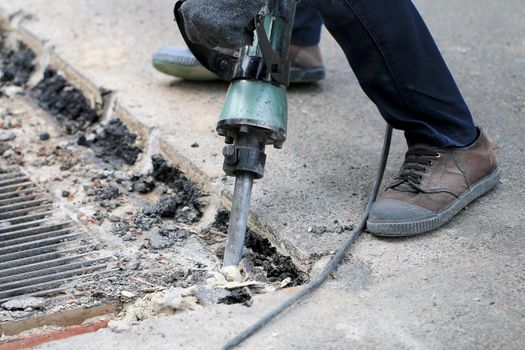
[[175, 0, 298, 266]]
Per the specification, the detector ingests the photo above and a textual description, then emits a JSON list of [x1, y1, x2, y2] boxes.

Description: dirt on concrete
[[85, 119, 143, 166], [31, 68, 99, 134], [0, 30, 35, 87]]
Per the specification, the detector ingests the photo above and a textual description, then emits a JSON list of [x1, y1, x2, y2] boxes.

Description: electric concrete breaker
[[175, 0, 298, 267]]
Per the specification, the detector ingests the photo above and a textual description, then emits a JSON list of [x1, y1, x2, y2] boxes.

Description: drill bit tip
[[223, 173, 254, 267]]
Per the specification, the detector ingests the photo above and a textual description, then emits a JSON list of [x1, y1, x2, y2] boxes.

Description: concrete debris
[[39, 131, 50, 140], [205, 271, 229, 288], [107, 320, 131, 333], [307, 221, 353, 235], [145, 155, 203, 223], [146, 231, 171, 250], [223, 281, 264, 290], [146, 226, 191, 250], [120, 291, 136, 299], [0, 131, 16, 141], [113, 171, 134, 182], [126, 259, 141, 271], [2, 85, 23, 97], [109, 287, 201, 330], [132, 175, 155, 193], [108, 215, 121, 223], [2, 297, 45, 310], [122, 233, 135, 241], [221, 266, 243, 283], [280, 277, 292, 288]]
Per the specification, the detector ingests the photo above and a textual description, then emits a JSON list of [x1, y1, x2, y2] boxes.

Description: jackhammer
[[175, 0, 393, 347], [175, 0, 297, 267]]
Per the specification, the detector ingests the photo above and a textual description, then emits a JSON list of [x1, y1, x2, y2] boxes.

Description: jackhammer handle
[[173, 0, 237, 81]]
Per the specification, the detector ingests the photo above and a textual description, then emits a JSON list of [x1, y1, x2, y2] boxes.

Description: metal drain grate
[[0, 168, 110, 304]]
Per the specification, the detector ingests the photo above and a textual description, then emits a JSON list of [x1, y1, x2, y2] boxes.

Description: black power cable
[[222, 124, 393, 349]]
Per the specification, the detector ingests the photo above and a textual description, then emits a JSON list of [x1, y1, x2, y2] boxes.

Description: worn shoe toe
[[367, 199, 435, 236]]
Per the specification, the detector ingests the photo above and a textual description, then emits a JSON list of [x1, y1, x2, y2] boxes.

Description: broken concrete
[[2, 297, 45, 311], [0, 38, 308, 341]]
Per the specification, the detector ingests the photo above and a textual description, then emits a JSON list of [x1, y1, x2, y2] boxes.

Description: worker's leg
[[306, 0, 498, 236], [288, 4, 325, 82], [309, 0, 477, 148], [291, 3, 323, 46]]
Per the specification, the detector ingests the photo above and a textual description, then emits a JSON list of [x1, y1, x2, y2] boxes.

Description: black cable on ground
[[222, 124, 394, 349]]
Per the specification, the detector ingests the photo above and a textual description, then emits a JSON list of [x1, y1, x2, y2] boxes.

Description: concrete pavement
[[0, 0, 523, 348]]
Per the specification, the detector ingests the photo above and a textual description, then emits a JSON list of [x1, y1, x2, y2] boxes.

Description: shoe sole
[[367, 167, 501, 237], [153, 54, 220, 81], [290, 67, 326, 83], [153, 53, 326, 83]]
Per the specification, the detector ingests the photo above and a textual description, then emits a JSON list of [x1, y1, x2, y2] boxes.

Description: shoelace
[[388, 150, 441, 190]]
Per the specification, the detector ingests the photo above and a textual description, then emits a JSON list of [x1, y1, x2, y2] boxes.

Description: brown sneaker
[[288, 45, 326, 83], [367, 129, 501, 236]]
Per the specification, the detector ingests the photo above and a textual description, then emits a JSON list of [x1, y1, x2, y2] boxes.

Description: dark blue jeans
[[292, 4, 323, 46], [297, 0, 477, 148]]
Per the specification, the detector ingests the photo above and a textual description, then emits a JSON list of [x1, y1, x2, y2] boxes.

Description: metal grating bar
[[0, 210, 54, 225], [0, 172, 25, 181], [0, 253, 96, 277], [0, 232, 79, 255], [0, 218, 53, 234], [0, 193, 42, 205], [0, 187, 39, 200], [0, 182, 35, 194], [0, 269, 120, 304], [0, 242, 70, 263], [0, 264, 108, 294], [0, 259, 109, 284], [0, 167, 110, 305], [0, 198, 50, 213], [0, 204, 53, 221], [0, 223, 72, 240], [0, 176, 30, 187], [0, 243, 90, 266], [0, 269, 107, 301], [0, 228, 74, 248]]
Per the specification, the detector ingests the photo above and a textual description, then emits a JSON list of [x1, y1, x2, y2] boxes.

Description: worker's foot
[[152, 46, 219, 81], [288, 44, 325, 83], [152, 45, 326, 83], [367, 129, 500, 237]]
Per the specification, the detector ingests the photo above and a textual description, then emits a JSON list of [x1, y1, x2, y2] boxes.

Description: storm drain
[[0, 167, 110, 304]]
